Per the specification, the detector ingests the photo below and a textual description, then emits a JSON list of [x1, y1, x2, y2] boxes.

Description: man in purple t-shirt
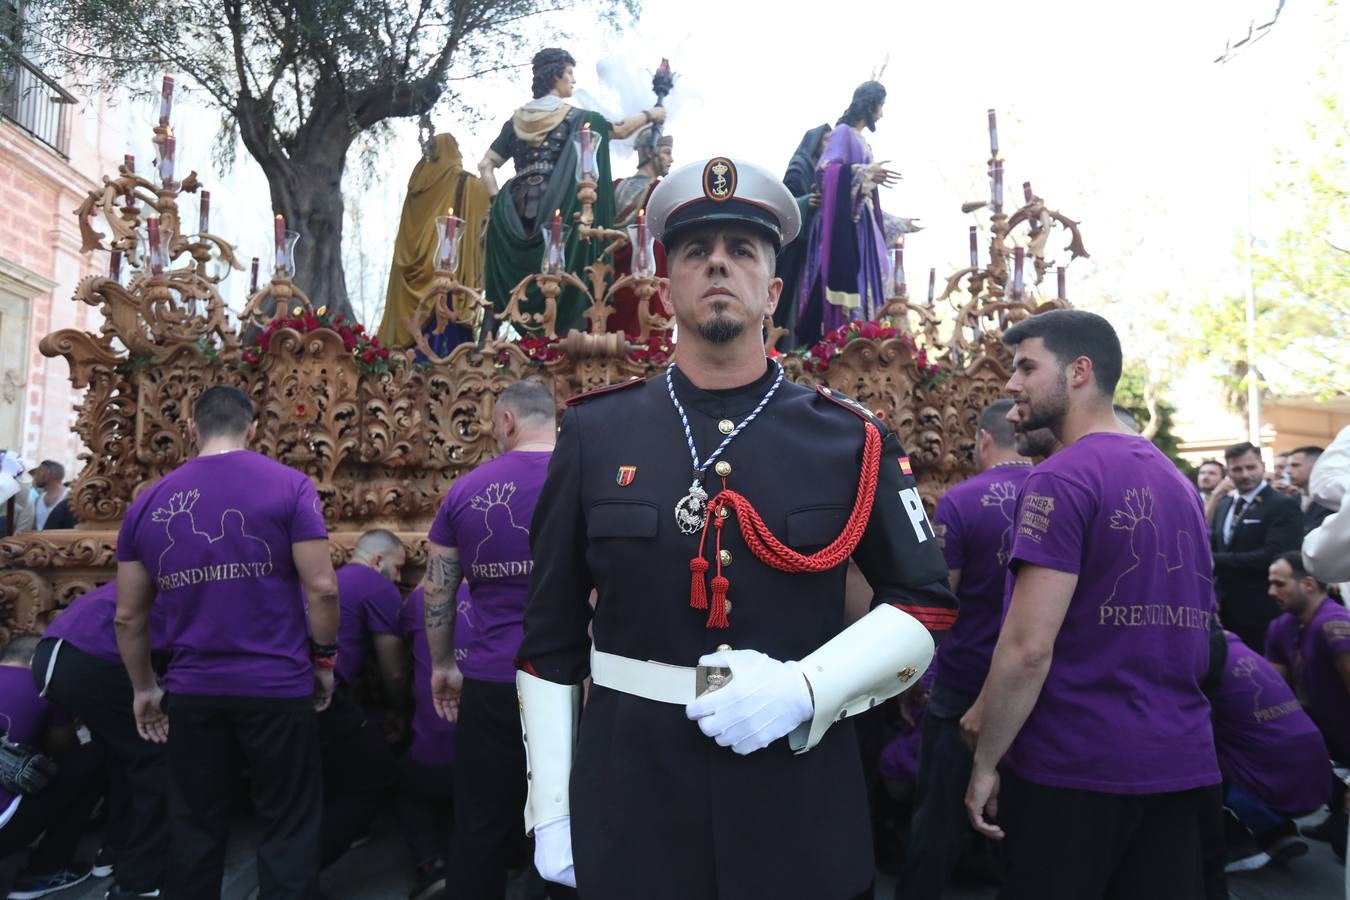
[[36, 582, 170, 899], [0, 635, 105, 898], [897, 399, 1038, 900], [114, 385, 340, 899], [421, 379, 557, 898], [319, 528, 406, 869], [1265, 549, 1350, 858], [1207, 629, 1327, 876], [963, 310, 1221, 899], [394, 583, 468, 900]]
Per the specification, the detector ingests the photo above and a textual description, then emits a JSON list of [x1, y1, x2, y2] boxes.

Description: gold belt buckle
[[695, 665, 733, 696]]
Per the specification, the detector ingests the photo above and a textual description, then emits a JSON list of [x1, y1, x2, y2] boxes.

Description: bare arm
[[294, 539, 339, 646], [115, 560, 158, 693], [478, 154, 501, 197], [610, 107, 666, 141], [422, 542, 463, 668], [965, 564, 1076, 838]]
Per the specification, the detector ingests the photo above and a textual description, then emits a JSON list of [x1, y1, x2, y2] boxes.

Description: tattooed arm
[[422, 540, 465, 721]]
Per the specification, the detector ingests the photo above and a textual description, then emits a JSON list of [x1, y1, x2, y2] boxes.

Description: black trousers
[[0, 740, 104, 873], [167, 693, 321, 900], [318, 690, 397, 868], [34, 638, 168, 891], [448, 677, 529, 900], [396, 753, 454, 867], [895, 685, 978, 900], [997, 770, 1220, 900]]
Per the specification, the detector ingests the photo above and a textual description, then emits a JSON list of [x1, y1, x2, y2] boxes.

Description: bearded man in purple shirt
[[963, 309, 1221, 900], [421, 379, 559, 899], [1265, 549, 1350, 860], [114, 385, 340, 899]]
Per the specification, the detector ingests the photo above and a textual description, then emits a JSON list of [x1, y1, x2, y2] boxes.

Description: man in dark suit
[[1287, 446, 1333, 535], [1211, 442, 1302, 651]]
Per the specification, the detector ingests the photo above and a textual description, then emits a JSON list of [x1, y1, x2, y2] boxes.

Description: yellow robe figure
[[377, 133, 490, 348]]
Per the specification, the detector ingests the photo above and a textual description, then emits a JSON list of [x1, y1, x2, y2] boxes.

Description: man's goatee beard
[[699, 316, 743, 344]]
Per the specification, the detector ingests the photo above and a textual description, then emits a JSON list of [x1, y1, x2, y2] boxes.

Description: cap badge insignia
[[616, 465, 637, 487], [703, 157, 736, 202]]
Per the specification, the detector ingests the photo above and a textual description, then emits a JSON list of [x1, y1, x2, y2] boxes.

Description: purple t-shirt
[[933, 464, 1033, 696], [116, 450, 328, 699], [1212, 631, 1329, 815], [44, 582, 168, 664], [427, 449, 551, 683], [401, 584, 474, 768], [0, 665, 68, 809], [1266, 599, 1350, 761], [334, 563, 403, 685], [1003, 432, 1220, 794]]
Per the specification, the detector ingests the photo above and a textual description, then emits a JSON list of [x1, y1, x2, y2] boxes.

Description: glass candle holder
[[626, 223, 656, 278], [573, 126, 598, 182], [889, 242, 906, 297], [274, 230, 300, 279], [434, 215, 464, 273], [542, 222, 569, 276]]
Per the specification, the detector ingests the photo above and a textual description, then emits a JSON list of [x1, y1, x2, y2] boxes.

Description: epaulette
[[815, 385, 887, 430], [565, 376, 646, 407]]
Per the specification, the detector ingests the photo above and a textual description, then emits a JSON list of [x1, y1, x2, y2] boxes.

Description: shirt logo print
[[151, 489, 274, 590], [468, 482, 533, 581], [979, 480, 1020, 566]]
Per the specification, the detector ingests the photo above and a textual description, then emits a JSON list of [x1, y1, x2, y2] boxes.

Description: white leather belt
[[590, 647, 732, 705]]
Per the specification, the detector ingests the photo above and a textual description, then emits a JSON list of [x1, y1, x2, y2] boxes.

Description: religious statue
[[794, 81, 900, 344], [773, 123, 831, 344], [479, 48, 666, 335], [376, 132, 489, 355], [607, 126, 674, 338]]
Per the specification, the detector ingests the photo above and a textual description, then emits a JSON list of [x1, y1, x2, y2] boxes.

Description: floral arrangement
[[801, 319, 942, 382], [242, 306, 392, 374]]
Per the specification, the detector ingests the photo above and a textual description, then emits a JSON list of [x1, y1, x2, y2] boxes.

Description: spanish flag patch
[[899, 456, 913, 476]]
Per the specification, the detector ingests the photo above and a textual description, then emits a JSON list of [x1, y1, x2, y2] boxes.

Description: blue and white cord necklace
[[666, 360, 785, 535]]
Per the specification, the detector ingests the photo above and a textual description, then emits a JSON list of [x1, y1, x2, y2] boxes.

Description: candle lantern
[[969, 226, 979, 269], [250, 257, 260, 294], [198, 190, 210, 235], [1013, 246, 1025, 297], [927, 267, 936, 306], [156, 128, 176, 187], [574, 123, 599, 182], [987, 108, 998, 157], [542, 210, 568, 275], [146, 216, 166, 276], [434, 211, 464, 273], [889, 238, 906, 296], [273, 215, 300, 279], [627, 209, 655, 278], [1057, 266, 1067, 300], [159, 75, 175, 126], [109, 250, 123, 283]]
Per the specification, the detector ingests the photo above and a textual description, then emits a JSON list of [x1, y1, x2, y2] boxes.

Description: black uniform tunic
[[518, 362, 956, 900]]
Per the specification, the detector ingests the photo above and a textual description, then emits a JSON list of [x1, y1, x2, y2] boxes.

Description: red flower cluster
[[802, 319, 941, 380], [516, 335, 564, 363], [241, 307, 391, 373], [629, 334, 674, 366]]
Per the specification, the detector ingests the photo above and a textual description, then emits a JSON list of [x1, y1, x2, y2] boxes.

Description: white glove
[[533, 815, 577, 888], [685, 649, 814, 754]]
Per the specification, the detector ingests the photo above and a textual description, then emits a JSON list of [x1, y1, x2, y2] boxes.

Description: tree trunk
[[261, 150, 356, 323]]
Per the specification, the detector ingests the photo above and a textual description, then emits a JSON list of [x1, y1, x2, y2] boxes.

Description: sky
[[124, 0, 1344, 407]]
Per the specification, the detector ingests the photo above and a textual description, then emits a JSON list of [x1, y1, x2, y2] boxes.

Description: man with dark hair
[[36, 582, 169, 899], [514, 157, 952, 899], [0, 634, 104, 898], [1211, 442, 1302, 651], [319, 528, 407, 869], [1286, 445, 1332, 534], [1266, 550, 1350, 855], [30, 461, 74, 530], [1196, 459, 1226, 504], [897, 399, 1034, 900], [114, 384, 339, 898], [1271, 451, 1295, 496], [422, 378, 559, 899], [963, 308, 1221, 900]]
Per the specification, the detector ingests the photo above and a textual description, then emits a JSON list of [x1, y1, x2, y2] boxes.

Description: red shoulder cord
[[688, 421, 883, 629]]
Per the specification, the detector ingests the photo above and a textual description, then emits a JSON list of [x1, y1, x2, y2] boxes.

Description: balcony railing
[[0, 52, 77, 158]]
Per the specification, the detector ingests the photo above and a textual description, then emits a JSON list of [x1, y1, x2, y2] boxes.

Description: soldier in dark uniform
[[514, 156, 957, 900]]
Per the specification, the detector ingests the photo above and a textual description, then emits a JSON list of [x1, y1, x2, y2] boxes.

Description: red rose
[[362, 348, 376, 363], [353, 324, 365, 334], [378, 347, 389, 360]]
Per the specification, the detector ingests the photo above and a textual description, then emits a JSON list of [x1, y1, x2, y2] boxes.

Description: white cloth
[[34, 489, 66, 530], [1223, 480, 1267, 545], [532, 815, 577, 888], [1305, 428, 1350, 584], [685, 649, 813, 755]]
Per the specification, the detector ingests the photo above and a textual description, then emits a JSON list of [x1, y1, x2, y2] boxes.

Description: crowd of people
[[0, 147, 1348, 900]]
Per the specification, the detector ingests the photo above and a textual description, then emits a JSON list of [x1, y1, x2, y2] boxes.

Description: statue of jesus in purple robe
[[795, 81, 901, 345]]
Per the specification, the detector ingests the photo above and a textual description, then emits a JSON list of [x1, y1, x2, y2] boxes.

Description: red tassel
[[707, 575, 730, 629], [689, 557, 709, 610]]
